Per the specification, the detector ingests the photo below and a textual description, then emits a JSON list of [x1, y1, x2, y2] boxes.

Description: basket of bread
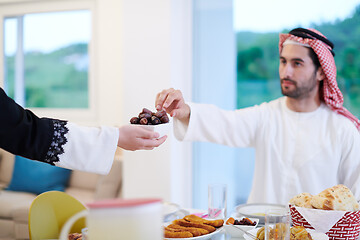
[[289, 184, 360, 240]]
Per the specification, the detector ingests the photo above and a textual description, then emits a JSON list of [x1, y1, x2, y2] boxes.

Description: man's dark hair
[[307, 48, 321, 70]]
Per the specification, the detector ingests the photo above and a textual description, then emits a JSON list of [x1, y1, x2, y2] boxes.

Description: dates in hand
[[130, 108, 169, 125]]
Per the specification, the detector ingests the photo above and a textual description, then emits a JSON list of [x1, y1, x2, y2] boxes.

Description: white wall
[[120, 0, 193, 208], [0, 0, 194, 207]]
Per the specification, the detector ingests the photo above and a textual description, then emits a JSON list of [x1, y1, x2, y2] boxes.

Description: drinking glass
[[265, 208, 290, 240], [208, 184, 227, 219]]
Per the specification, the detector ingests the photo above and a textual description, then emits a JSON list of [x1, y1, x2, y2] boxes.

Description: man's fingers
[[163, 90, 182, 109], [155, 88, 175, 110]]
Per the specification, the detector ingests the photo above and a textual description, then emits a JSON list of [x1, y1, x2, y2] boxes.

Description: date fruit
[[130, 108, 170, 125]]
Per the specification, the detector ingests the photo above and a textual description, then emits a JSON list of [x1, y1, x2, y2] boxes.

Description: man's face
[[279, 44, 321, 99]]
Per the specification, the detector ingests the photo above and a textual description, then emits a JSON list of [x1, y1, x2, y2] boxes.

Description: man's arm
[[155, 88, 261, 147]]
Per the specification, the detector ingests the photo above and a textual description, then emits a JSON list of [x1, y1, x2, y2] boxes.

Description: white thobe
[[173, 97, 360, 204]]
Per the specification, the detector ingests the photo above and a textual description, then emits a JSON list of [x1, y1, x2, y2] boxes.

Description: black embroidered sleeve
[[0, 88, 66, 161], [43, 120, 69, 165]]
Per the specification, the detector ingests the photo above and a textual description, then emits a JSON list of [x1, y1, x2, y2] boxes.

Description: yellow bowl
[[29, 191, 86, 240]]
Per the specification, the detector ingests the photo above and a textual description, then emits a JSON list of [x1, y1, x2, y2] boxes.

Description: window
[[0, 0, 96, 122], [4, 10, 91, 108]]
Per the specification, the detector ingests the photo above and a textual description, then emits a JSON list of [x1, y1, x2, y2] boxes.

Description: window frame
[[0, 0, 97, 122]]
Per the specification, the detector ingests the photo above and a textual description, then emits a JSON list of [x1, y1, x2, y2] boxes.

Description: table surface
[[164, 208, 250, 240]]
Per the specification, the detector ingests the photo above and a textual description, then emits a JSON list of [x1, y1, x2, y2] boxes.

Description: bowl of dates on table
[[130, 108, 170, 138], [224, 217, 258, 238]]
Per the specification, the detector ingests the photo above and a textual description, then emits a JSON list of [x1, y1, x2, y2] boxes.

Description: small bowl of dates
[[224, 217, 259, 238], [129, 108, 171, 138]]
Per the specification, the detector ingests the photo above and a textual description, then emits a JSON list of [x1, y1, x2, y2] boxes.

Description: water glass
[[265, 208, 290, 240], [208, 184, 227, 219]]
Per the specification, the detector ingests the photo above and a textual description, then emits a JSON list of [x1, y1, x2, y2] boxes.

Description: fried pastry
[[290, 226, 312, 240], [173, 219, 216, 233], [256, 226, 265, 240], [167, 224, 208, 237], [184, 214, 224, 227], [164, 227, 193, 238]]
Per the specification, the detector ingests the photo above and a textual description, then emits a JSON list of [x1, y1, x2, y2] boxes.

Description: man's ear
[[317, 67, 325, 82]]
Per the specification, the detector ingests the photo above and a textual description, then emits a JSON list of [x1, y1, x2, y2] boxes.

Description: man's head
[[279, 41, 325, 100], [279, 27, 360, 131]]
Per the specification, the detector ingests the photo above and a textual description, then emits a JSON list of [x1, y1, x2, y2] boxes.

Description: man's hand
[[117, 125, 167, 151], [155, 88, 190, 125]]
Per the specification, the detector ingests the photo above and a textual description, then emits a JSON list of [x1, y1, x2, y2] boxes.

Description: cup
[[59, 198, 163, 240], [265, 208, 291, 240], [208, 183, 227, 219]]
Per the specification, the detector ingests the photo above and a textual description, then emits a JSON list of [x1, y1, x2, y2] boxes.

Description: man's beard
[[281, 75, 318, 99]]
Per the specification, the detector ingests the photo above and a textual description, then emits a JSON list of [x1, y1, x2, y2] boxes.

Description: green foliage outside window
[[5, 43, 88, 108], [236, 5, 360, 119]]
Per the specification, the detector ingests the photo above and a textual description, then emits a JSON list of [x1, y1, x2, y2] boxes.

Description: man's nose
[[280, 63, 293, 78]]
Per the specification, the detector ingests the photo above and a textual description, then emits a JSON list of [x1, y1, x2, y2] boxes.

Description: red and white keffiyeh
[[279, 29, 360, 131]]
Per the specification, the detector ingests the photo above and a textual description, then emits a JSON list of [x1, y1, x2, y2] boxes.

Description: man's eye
[[294, 62, 302, 66]]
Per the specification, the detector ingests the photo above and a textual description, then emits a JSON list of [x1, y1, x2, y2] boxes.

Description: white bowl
[[224, 217, 259, 238], [137, 121, 171, 139]]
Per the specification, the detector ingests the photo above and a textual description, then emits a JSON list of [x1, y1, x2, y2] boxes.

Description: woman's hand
[[117, 125, 167, 151]]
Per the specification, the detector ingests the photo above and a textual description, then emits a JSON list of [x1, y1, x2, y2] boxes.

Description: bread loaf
[[310, 184, 359, 211], [289, 184, 359, 211], [289, 193, 313, 208]]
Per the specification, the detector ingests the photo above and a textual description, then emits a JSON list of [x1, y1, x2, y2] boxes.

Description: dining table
[[163, 206, 255, 240]]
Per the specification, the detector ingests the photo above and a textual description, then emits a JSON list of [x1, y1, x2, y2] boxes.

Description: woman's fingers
[[139, 135, 167, 150], [135, 127, 160, 139]]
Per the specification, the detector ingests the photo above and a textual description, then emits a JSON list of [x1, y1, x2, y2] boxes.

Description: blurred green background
[[236, 5, 360, 118]]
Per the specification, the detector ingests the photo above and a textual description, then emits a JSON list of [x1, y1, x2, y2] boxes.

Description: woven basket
[[289, 205, 360, 240]]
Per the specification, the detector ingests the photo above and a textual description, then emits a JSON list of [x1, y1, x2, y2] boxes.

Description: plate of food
[[223, 217, 259, 238], [235, 203, 286, 224], [164, 214, 224, 240], [244, 226, 328, 240]]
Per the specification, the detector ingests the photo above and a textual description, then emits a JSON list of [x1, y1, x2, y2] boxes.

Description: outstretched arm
[[0, 87, 167, 174]]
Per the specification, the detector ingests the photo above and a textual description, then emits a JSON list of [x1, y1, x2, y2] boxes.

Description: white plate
[[164, 209, 191, 223], [235, 203, 286, 224], [164, 226, 223, 240], [244, 228, 328, 240]]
